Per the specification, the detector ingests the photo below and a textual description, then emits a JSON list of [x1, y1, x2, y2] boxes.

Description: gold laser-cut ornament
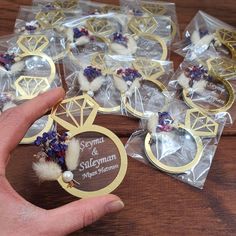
[[35, 10, 65, 29], [128, 16, 158, 35], [101, 4, 121, 13], [207, 57, 236, 79], [15, 76, 50, 100], [86, 17, 115, 36], [14, 35, 56, 144], [53, 0, 78, 9], [140, 2, 177, 39], [182, 62, 235, 114], [145, 108, 219, 174], [215, 29, 236, 59], [50, 94, 128, 198], [141, 2, 167, 15], [116, 58, 167, 118]]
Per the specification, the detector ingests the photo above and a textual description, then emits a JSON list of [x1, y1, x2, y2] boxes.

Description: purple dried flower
[[34, 131, 68, 170], [117, 68, 142, 82], [0, 53, 15, 71], [185, 65, 209, 88], [73, 28, 89, 39], [83, 66, 102, 82], [111, 32, 128, 48], [157, 112, 174, 132]]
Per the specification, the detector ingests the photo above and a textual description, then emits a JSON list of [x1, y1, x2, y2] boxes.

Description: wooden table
[[2, 0, 236, 235]]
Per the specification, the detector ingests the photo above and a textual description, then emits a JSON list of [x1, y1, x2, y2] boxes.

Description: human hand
[[0, 88, 124, 236]]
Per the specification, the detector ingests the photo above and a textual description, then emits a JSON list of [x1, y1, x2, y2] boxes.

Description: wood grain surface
[[1, 0, 236, 235]]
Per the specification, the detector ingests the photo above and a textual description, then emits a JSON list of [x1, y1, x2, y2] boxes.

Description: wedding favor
[[126, 100, 225, 188], [0, 33, 61, 143], [169, 52, 236, 123], [62, 12, 171, 61], [119, 0, 179, 41], [64, 53, 173, 117], [33, 94, 128, 198], [173, 11, 236, 59]]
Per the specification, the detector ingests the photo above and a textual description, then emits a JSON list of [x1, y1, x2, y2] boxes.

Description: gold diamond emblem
[[132, 57, 164, 79], [36, 10, 65, 29], [128, 16, 158, 34], [14, 76, 50, 99], [53, 0, 77, 9], [185, 109, 219, 137], [216, 29, 236, 59], [207, 57, 236, 79], [141, 2, 167, 15], [51, 95, 99, 131], [17, 35, 49, 54], [86, 18, 115, 36]]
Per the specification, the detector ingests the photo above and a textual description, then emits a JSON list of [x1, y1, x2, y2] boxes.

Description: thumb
[[45, 194, 124, 235]]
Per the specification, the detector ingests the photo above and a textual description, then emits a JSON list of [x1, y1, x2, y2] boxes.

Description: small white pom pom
[[177, 73, 190, 89]]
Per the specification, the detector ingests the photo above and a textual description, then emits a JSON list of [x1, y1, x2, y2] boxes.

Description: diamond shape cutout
[[86, 18, 115, 36], [17, 35, 49, 53], [15, 76, 50, 99], [132, 57, 164, 79], [53, 0, 77, 9], [141, 2, 167, 15], [36, 10, 65, 29], [207, 57, 236, 78], [128, 16, 158, 34], [185, 109, 219, 137], [51, 95, 99, 132], [216, 29, 236, 58]]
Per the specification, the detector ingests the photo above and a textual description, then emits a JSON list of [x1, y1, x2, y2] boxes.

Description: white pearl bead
[[62, 171, 74, 183], [87, 90, 94, 97]]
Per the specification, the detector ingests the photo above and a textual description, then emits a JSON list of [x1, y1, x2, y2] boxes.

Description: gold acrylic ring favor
[[144, 108, 219, 174], [14, 35, 56, 143], [182, 73, 235, 114], [122, 58, 168, 118], [51, 94, 128, 198]]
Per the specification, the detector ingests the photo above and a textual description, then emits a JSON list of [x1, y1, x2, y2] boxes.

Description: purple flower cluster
[[34, 131, 68, 170], [157, 112, 174, 132], [199, 29, 209, 38], [0, 53, 15, 71], [25, 24, 38, 32], [83, 66, 102, 82], [184, 65, 211, 87], [73, 28, 89, 39], [117, 68, 142, 82], [43, 4, 56, 11], [111, 32, 128, 48], [132, 8, 144, 16]]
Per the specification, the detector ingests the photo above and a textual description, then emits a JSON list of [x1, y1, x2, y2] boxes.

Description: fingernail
[[106, 200, 124, 213]]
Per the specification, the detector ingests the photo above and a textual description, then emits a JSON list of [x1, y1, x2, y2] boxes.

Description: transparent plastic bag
[[63, 12, 171, 61], [126, 99, 226, 189], [120, 0, 180, 42], [64, 52, 173, 117], [168, 50, 236, 125], [14, 5, 79, 35], [0, 32, 62, 143], [173, 10, 236, 59]]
